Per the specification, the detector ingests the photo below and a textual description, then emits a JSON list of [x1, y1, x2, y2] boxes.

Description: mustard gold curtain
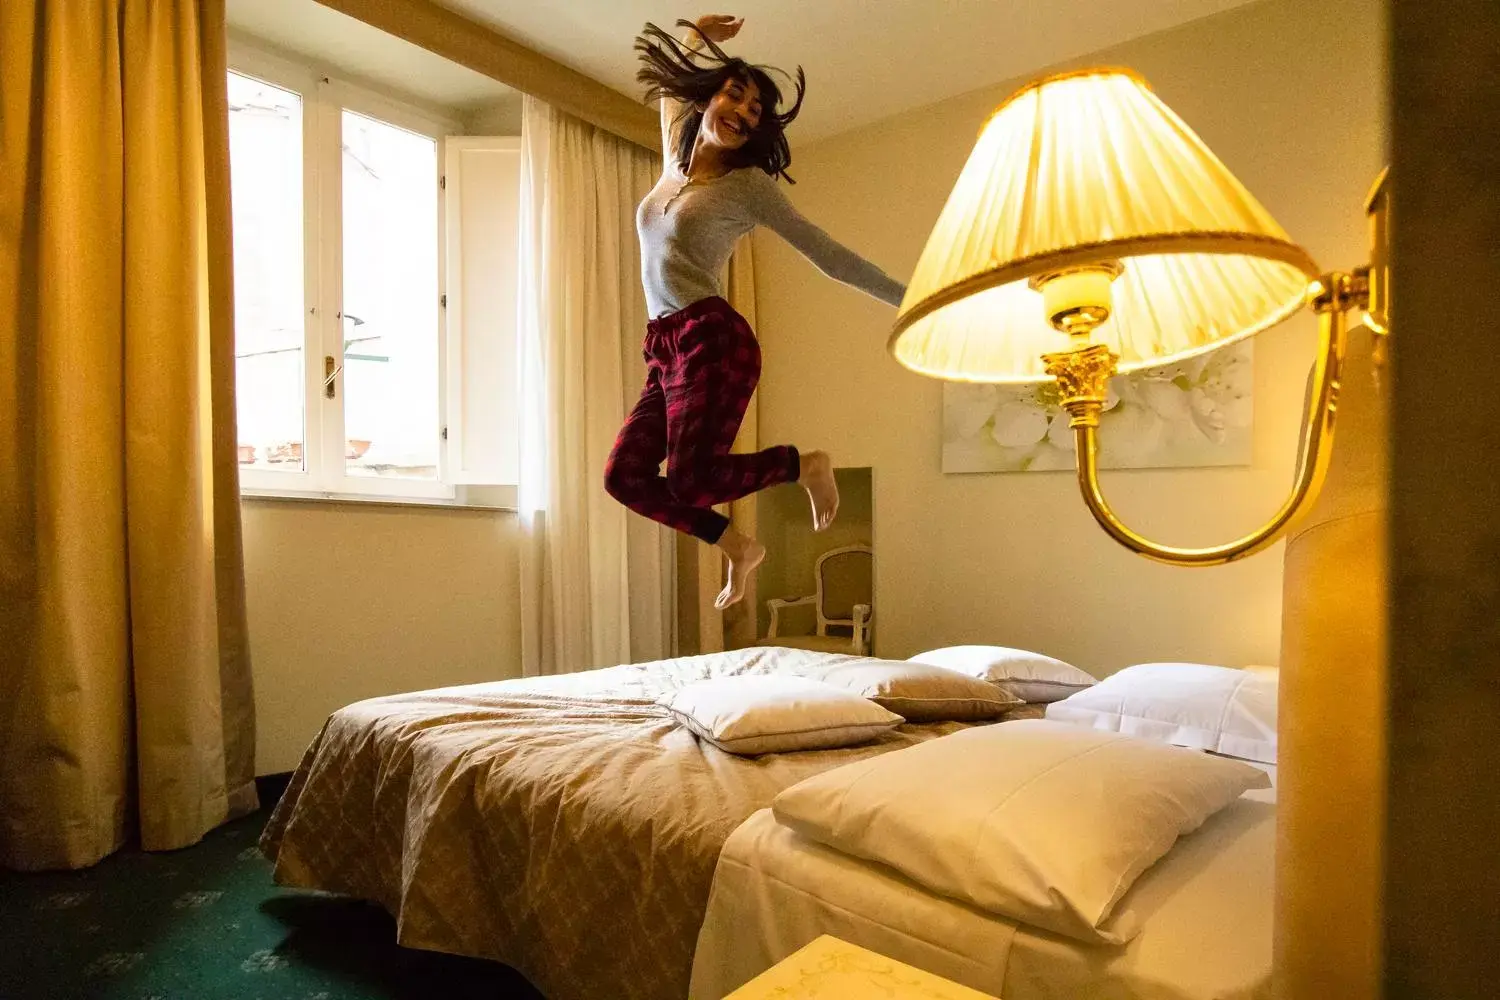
[[0, 0, 256, 870]]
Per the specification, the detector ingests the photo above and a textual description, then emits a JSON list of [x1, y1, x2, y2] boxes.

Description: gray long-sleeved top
[[635, 101, 906, 319]]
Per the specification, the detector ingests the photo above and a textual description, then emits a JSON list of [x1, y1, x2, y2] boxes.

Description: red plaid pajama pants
[[605, 296, 800, 543]]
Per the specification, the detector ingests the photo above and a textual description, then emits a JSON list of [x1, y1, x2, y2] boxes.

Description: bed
[[258, 647, 1029, 1000], [691, 763, 1277, 1000]]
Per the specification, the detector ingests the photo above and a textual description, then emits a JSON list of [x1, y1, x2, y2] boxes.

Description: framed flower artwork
[[941, 342, 1253, 473]]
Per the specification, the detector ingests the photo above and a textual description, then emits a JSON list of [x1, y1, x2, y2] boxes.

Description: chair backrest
[[815, 544, 873, 635]]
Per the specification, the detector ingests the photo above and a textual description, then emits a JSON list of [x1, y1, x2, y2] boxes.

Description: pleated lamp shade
[[890, 68, 1320, 384]]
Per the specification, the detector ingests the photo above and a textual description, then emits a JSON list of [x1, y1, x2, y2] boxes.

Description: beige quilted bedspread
[[259, 647, 985, 1000]]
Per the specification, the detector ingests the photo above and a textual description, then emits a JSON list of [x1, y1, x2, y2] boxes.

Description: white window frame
[[442, 135, 523, 495], [229, 42, 459, 503]]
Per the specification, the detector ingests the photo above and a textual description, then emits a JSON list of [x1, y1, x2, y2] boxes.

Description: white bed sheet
[[691, 769, 1276, 1000]]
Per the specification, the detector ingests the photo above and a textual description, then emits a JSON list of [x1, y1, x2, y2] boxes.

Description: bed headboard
[[1276, 323, 1388, 996]]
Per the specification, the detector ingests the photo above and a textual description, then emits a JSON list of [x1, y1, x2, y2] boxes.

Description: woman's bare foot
[[799, 450, 839, 531], [715, 528, 766, 610]]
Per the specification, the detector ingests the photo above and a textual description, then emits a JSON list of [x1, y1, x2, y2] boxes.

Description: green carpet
[[0, 799, 544, 1000]]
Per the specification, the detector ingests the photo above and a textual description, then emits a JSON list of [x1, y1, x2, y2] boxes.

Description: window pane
[[340, 110, 440, 480], [228, 72, 305, 473]]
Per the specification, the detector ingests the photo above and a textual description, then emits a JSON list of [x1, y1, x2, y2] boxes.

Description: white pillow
[[657, 675, 903, 756], [802, 658, 1022, 721], [773, 719, 1269, 944], [1044, 662, 1278, 764], [906, 645, 1096, 703]]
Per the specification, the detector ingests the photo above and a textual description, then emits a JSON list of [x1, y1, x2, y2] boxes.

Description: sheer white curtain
[[516, 96, 674, 675], [682, 243, 762, 655]]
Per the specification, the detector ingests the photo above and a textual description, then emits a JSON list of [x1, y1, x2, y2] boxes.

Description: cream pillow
[[772, 719, 1269, 944], [803, 658, 1022, 721], [907, 645, 1096, 703], [657, 675, 902, 756], [1044, 662, 1278, 764]]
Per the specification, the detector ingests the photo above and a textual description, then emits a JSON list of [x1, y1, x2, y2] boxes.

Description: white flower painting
[[942, 342, 1253, 473]]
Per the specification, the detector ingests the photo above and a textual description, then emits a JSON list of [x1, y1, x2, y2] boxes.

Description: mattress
[[258, 646, 1005, 1000], [692, 767, 1277, 1000]]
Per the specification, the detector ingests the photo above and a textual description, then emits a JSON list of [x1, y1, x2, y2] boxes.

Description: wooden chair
[[759, 544, 873, 655]]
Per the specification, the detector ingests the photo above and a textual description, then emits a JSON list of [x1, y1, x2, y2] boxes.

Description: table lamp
[[891, 67, 1391, 566]]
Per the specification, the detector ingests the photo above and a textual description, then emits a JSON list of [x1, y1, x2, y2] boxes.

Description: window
[[228, 47, 520, 504], [228, 71, 307, 477], [340, 109, 442, 483]]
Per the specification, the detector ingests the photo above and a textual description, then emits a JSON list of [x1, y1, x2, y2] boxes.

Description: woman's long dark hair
[[635, 20, 805, 183]]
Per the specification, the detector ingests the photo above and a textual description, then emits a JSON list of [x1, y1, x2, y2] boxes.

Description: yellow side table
[[722, 935, 1000, 999]]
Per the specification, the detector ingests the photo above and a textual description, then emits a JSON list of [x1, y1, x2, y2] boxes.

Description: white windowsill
[[240, 486, 518, 513]]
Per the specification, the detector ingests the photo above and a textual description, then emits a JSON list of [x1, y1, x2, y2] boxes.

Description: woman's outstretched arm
[[748, 172, 906, 306], [654, 32, 697, 165], [649, 15, 742, 170]]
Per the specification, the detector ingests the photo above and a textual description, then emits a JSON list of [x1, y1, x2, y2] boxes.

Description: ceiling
[[433, 0, 1264, 139], [226, 0, 1265, 140], [226, 0, 517, 114]]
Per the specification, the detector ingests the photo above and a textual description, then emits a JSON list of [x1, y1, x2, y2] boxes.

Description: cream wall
[[463, 96, 523, 135], [243, 500, 523, 773], [751, 0, 1385, 674]]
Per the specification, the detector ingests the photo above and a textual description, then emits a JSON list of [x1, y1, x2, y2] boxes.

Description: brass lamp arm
[[1062, 271, 1360, 567]]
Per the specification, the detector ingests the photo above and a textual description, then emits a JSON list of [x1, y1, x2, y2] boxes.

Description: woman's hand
[[693, 14, 743, 43]]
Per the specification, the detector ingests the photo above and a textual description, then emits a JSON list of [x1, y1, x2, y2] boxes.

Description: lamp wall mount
[[1039, 175, 1389, 567]]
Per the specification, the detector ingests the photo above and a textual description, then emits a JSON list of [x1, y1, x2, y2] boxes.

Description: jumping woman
[[604, 14, 906, 610]]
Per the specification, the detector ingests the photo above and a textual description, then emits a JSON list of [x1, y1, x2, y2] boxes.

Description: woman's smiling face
[[699, 73, 762, 151]]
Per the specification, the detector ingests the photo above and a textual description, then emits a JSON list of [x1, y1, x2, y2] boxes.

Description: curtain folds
[[686, 240, 762, 655], [516, 96, 674, 676], [0, 0, 256, 870]]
